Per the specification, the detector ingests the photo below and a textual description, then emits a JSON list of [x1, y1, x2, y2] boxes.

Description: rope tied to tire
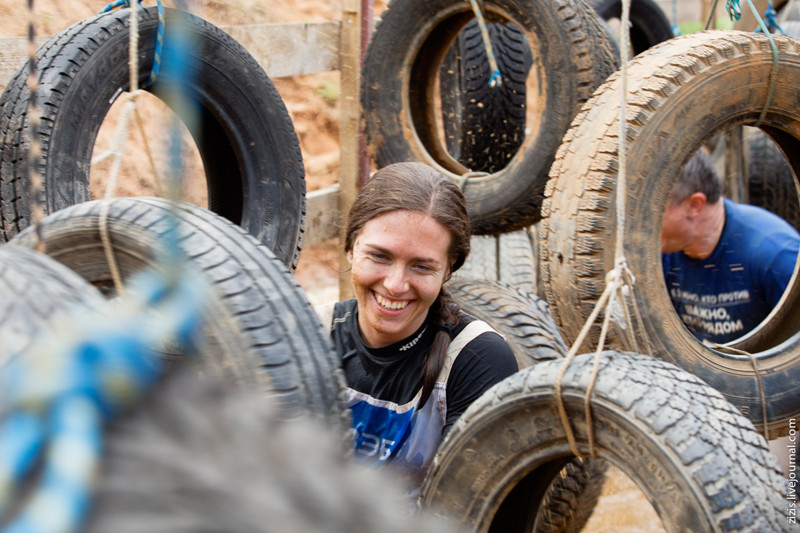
[[724, 0, 742, 21], [0, 265, 209, 533], [468, 0, 503, 87], [453, 170, 488, 192], [101, 0, 165, 88], [754, 0, 785, 35], [96, 0, 144, 295], [707, 0, 780, 128], [92, 0, 181, 295], [552, 0, 653, 459], [710, 343, 771, 442], [0, 3, 211, 532]]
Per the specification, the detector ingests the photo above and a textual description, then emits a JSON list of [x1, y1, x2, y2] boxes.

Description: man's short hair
[[669, 149, 723, 205]]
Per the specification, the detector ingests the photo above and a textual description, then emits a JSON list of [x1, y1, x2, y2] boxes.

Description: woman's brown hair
[[345, 162, 471, 407]]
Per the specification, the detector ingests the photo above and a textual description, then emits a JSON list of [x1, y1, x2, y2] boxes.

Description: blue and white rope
[[754, 0, 785, 34], [101, 0, 165, 88], [468, 0, 503, 88], [0, 264, 209, 533]]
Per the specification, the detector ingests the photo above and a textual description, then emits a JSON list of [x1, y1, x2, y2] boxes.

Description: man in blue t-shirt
[[661, 150, 800, 344]]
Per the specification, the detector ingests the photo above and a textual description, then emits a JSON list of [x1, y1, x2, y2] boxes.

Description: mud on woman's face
[[350, 210, 452, 348]]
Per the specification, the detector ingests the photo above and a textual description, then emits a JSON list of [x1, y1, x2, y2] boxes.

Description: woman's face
[[349, 209, 453, 348]]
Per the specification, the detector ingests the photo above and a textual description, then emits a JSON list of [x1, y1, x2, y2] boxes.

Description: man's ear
[[686, 192, 707, 217]]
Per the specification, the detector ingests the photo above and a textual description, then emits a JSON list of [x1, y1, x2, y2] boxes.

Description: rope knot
[[454, 171, 488, 191], [727, 0, 742, 20]]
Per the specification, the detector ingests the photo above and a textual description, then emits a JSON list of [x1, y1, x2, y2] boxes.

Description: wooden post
[[338, 0, 363, 300]]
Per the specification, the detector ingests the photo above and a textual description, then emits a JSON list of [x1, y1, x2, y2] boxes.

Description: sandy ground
[[0, 1, 674, 530]]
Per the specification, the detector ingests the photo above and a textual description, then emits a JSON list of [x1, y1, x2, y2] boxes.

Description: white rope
[[554, 0, 641, 459], [97, 1, 141, 297], [616, 0, 631, 266]]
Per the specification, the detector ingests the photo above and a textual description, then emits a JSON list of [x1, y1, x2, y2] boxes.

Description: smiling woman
[[350, 209, 452, 347], [326, 162, 518, 510]]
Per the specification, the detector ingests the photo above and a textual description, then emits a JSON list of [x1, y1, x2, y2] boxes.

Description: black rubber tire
[[539, 30, 800, 437], [746, 20, 800, 233], [446, 278, 607, 533], [497, 230, 538, 295], [452, 228, 538, 295], [447, 278, 566, 368], [85, 367, 451, 533], [589, 0, 674, 56], [746, 126, 800, 232], [0, 6, 306, 269], [420, 351, 788, 532], [0, 244, 106, 364], [440, 19, 531, 173], [532, 457, 608, 533], [11, 197, 348, 430], [362, 0, 618, 234]]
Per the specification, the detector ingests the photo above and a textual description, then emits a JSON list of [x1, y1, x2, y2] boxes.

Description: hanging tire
[[0, 245, 107, 364], [11, 197, 348, 431], [439, 19, 531, 173], [452, 228, 538, 295], [589, 0, 674, 56], [0, 6, 306, 269], [447, 278, 565, 368], [420, 351, 788, 532], [447, 278, 606, 533], [539, 30, 800, 437], [745, 20, 800, 233], [746, 126, 800, 232], [362, 0, 618, 234]]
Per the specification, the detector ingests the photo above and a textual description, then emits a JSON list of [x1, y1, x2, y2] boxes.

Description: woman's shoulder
[[445, 316, 519, 394], [333, 298, 358, 318], [453, 314, 516, 363]]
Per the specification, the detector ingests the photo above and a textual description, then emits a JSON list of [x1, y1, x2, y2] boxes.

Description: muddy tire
[[11, 198, 348, 430], [86, 366, 457, 533], [448, 278, 565, 368], [0, 6, 305, 269], [746, 127, 800, 232], [446, 278, 607, 533], [440, 20, 531, 173], [420, 351, 788, 532], [539, 30, 800, 437], [453, 229, 538, 294], [589, 0, 673, 55], [532, 457, 608, 533], [0, 245, 106, 364], [362, 0, 618, 234]]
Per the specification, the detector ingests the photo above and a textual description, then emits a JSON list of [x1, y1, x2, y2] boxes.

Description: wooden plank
[[305, 184, 340, 247], [0, 22, 340, 90], [337, 0, 362, 300]]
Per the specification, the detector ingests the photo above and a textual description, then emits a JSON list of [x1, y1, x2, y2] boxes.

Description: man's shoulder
[[726, 199, 798, 236], [725, 199, 800, 254]]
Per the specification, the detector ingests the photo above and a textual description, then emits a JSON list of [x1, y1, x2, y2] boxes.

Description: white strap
[[437, 320, 496, 383]]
